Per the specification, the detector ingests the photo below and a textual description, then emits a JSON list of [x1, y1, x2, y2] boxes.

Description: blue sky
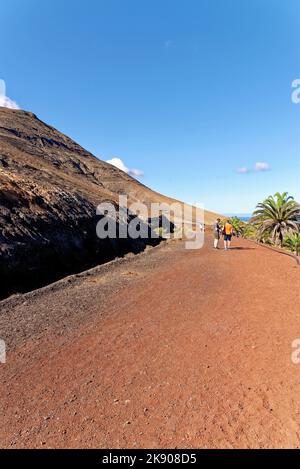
[[1, 0, 299, 214]]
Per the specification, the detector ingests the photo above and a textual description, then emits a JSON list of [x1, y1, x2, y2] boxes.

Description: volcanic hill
[[0, 108, 220, 298]]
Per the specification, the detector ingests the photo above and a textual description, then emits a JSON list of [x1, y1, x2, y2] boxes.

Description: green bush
[[284, 232, 300, 256]]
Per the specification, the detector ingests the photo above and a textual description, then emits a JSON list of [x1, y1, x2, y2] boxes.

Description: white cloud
[[236, 167, 250, 174], [106, 157, 128, 172], [106, 157, 144, 178], [0, 79, 20, 110], [255, 162, 271, 171], [0, 95, 20, 110], [236, 162, 271, 174]]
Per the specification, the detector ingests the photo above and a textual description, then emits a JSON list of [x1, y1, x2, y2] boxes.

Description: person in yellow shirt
[[223, 220, 233, 250]]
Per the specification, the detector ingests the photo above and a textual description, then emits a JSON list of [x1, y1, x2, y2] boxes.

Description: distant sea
[[226, 214, 252, 222]]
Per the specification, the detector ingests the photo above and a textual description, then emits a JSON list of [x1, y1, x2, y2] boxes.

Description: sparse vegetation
[[241, 192, 300, 255], [284, 232, 300, 256], [227, 216, 246, 237], [154, 227, 168, 238], [251, 192, 300, 247]]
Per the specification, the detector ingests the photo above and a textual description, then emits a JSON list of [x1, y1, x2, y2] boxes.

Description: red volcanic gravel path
[[1, 235, 300, 448]]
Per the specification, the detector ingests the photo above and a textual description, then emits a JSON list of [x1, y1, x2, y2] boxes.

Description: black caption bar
[[0, 449, 299, 467]]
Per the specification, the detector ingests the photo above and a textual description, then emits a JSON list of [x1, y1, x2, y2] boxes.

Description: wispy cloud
[[236, 167, 250, 174], [106, 157, 144, 178], [255, 162, 271, 172], [164, 40, 173, 50], [128, 168, 144, 177], [236, 162, 271, 174], [0, 79, 20, 110]]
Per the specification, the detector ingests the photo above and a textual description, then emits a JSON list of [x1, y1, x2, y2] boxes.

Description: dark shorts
[[224, 234, 232, 241], [214, 232, 220, 240]]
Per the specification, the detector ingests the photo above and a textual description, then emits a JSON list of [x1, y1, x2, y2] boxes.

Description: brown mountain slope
[[0, 108, 221, 298]]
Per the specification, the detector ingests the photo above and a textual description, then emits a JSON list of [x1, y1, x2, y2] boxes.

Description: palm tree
[[228, 216, 245, 237], [284, 232, 300, 256], [251, 192, 300, 247], [242, 223, 257, 240]]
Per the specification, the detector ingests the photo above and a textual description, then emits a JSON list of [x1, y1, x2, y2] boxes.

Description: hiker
[[213, 218, 222, 249], [223, 219, 233, 250]]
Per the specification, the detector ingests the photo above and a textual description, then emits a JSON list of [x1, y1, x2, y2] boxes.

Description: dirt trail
[[1, 235, 300, 448]]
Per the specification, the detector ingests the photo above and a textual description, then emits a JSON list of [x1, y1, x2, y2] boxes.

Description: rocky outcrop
[[0, 108, 220, 298]]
